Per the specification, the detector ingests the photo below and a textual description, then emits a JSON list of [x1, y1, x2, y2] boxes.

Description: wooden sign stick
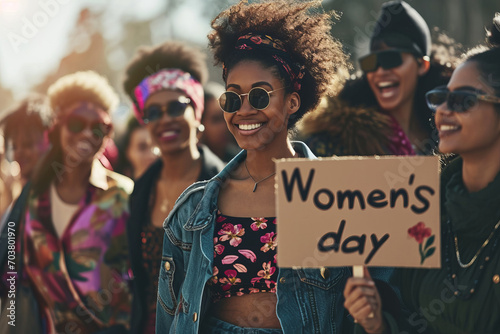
[[353, 265, 374, 318]]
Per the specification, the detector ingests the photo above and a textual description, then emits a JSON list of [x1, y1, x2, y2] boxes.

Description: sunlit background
[[0, 0, 498, 122]]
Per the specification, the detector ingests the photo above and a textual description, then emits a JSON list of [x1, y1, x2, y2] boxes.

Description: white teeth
[[381, 90, 396, 98], [378, 81, 396, 88], [161, 131, 177, 137], [239, 123, 262, 130], [77, 141, 92, 152], [440, 125, 459, 131]]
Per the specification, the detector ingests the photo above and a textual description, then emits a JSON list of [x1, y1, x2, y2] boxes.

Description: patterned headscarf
[[133, 69, 204, 124], [223, 33, 305, 92]]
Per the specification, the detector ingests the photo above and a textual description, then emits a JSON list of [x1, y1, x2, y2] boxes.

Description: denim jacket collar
[[168, 142, 315, 232]]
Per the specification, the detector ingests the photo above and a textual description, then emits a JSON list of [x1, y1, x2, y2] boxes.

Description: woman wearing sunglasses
[[156, 1, 394, 333], [122, 41, 225, 334], [300, 0, 456, 157], [343, 14, 500, 334], [4, 71, 134, 333]]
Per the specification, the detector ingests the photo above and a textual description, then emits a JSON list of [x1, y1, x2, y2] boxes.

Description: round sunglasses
[[142, 98, 191, 124], [218, 87, 286, 113], [65, 115, 112, 137], [425, 87, 500, 113]]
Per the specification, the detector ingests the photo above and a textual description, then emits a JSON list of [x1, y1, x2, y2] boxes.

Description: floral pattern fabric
[[23, 180, 132, 333], [140, 224, 164, 334], [209, 212, 278, 302]]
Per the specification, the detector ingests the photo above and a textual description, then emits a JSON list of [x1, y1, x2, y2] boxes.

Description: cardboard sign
[[275, 156, 440, 268]]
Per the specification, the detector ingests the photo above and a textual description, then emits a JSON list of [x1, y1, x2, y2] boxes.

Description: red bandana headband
[[133, 69, 204, 124], [223, 33, 305, 92]]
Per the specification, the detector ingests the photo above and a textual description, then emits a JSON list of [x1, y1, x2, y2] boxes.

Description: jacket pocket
[[158, 256, 177, 316], [296, 267, 347, 290], [294, 267, 348, 334]]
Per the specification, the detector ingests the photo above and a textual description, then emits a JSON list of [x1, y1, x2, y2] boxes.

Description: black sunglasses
[[359, 50, 410, 73], [65, 115, 112, 137], [425, 87, 500, 113], [142, 98, 191, 124], [218, 87, 286, 113]]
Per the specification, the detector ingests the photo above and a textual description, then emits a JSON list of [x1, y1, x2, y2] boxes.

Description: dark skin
[[343, 267, 387, 334], [212, 161, 279, 328], [209, 60, 300, 328], [56, 102, 110, 206], [144, 89, 203, 227]]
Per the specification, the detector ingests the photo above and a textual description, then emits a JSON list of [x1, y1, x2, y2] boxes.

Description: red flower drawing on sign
[[408, 222, 432, 244], [408, 222, 435, 264]]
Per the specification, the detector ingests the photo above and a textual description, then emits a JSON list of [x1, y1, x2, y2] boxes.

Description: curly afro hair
[[123, 41, 209, 105], [48, 71, 118, 115], [208, 0, 349, 129]]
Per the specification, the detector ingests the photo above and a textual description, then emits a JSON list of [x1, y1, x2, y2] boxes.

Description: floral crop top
[[208, 211, 278, 302]]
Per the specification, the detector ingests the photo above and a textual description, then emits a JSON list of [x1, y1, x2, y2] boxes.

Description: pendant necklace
[[244, 161, 276, 192], [158, 181, 170, 213]]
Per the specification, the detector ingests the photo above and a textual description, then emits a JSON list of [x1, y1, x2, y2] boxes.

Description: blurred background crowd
[[0, 0, 497, 241]]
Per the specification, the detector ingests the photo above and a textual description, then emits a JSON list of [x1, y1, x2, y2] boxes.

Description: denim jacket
[[156, 142, 393, 333]]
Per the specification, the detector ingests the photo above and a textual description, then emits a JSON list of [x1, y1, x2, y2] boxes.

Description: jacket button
[[279, 277, 286, 284], [493, 275, 500, 284], [193, 312, 198, 322], [164, 262, 171, 271]]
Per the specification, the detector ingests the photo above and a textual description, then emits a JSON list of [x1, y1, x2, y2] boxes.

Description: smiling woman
[[2, 70, 135, 334], [344, 13, 500, 334], [122, 41, 225, 334], [300, 0, 458, 157], [155, 1, 394, 333]]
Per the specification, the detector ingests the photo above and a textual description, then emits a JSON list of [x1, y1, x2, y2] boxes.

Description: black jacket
[[127, 145, 226, 334]]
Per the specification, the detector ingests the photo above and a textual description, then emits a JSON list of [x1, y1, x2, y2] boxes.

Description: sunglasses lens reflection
[[144, 105, 163, 122], [359, 54, 377, 72], [425, 91, 479, 113], [448, 92, 478, 112], [168, 101, 190, 118], [143, 102, 190, 122], [425, 91, 447, 111], [248, 88, 271, 110], [66, 117, 110, 137], [219, 91, 242, 113]]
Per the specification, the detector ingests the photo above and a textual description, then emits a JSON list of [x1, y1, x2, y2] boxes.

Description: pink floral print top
[[209, 211, 278, 302], [22, 164, 133, 333]]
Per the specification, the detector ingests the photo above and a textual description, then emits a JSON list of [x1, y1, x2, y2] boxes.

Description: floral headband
[[133, 69, 204, 124], [223, 33, 306, 92]]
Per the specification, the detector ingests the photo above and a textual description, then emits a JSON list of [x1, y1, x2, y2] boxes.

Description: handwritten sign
[[275, 156, 440, 268]]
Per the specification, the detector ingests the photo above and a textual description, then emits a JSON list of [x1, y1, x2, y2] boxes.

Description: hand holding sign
[[344, 267, 385, 333]]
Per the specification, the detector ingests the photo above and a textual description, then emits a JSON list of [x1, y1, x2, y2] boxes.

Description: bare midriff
[[208, 293, 281, 329]]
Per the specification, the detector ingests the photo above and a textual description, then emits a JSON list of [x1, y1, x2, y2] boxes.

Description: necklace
[[244, 161, 276, 192], [454, 218, 500, 268], [157, 181, 170, 213], [444, 217, 500, 300]]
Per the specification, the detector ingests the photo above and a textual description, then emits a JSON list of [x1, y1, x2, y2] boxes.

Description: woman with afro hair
[[123, 41, 225, 334], [0, 71, 134, 334], [156, 1, 393, 333]]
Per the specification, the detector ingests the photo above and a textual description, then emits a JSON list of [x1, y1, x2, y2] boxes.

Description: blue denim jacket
[[156, 142, 393, 333]]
